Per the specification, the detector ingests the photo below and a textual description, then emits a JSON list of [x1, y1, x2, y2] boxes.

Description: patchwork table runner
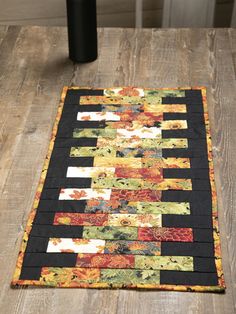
[[12, 87, 225, 292]]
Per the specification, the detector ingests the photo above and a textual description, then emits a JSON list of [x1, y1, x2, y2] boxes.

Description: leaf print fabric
[[12, 87, 225, 292]]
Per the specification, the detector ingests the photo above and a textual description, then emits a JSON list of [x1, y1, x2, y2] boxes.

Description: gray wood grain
[[135, 0, 143, 28], [0, 0, 233, 28], [231, 0, 236, 26], [0, 26, 235, 314], [162, 0, 216, 27], [0, 0, 163, 27]]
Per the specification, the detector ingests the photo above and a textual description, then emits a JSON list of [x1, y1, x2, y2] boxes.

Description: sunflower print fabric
[[11, 87, 225, 292]]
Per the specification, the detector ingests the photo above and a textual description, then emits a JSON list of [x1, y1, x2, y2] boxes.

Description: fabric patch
[[12, 87, 225, 292], [83, 226, 138, 240], [47, 238, 105, 253], [134, 256, 193, 271], [91, 177, 192, 190], [83, 200, 190, 215], [66, 167, 116, 178], [70, 147, 117, 157], [97, 138, 188, 149], [100, 269, 160, 285], [59, 188, 112, 200], [77, 112, 121, 121], [104, 240, 161, 255]]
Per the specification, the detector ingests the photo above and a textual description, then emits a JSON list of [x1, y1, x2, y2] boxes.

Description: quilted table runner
[[12, 87, 225, 292]]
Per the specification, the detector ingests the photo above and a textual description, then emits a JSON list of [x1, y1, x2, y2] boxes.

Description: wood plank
[[162, 0, 216, 27], [0, 26, 235, 313], [0, 25, 8, 46]]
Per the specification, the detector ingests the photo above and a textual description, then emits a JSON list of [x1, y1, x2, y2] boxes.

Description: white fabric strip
[[77, 112, 120, 121], [116, 127, 162, 138], [47, 238, 105, 253], [66, 167, 115, 178], [59, 188, 112, 200]]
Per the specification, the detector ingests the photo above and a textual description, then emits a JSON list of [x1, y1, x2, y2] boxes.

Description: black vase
[[66, 0, 98, 63]]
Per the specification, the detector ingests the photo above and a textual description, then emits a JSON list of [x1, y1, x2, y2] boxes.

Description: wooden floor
[[0, 26, 236, 314]]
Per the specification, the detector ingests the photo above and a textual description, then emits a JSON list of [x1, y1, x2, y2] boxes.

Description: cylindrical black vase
[[66, 0, 98, 63]]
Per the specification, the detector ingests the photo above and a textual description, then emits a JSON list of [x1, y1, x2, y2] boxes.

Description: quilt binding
[[11, 86, 225, 292]]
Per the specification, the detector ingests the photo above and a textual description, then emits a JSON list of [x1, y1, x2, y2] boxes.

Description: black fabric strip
[[49, 157, 94, 169], [47, 157, 94, 177], [185, 90, 203, 99], [163, 113, 186, 121], [50, 147, 71, 158], [187, 105, 204, 113], [188, 139, 208, 152], [160, 270, 218, 286], [62, 105, 103, 116], [37, 200, 86, 212], [25, 236, 49, 252], [189, 201, 212, 216], [56, 126, 73, 138], [64, 89, 103, 105], [22, 253, 77, 267], [61, 121, 106, 130], [161, 190, 212, 203], [46, 167, 67, 178], [162, 97, 202, 106], [162, 215, 213, 228], [190, 157, 209, 169], [194, 257, 217, 273], [163, 168, 209, 179], [77, 105, 103, 112], [61, 105, 81, 116], [44, 178, 92, 188], [33, 212, 55, 225], [163, 113, 205, 124], [161, 242, 214, 257], [40, 188, 60, 200], [161, 97, 189, 104], [187, 120, 206, 128], [162, 127, 206, 139], [30, 225, 83, 238], [191, 179, 211, 191], [19, 267, 42, 280], [54, 138, 97, 148], [162, 148, 207, 158], [193, 229, 213, 242]]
